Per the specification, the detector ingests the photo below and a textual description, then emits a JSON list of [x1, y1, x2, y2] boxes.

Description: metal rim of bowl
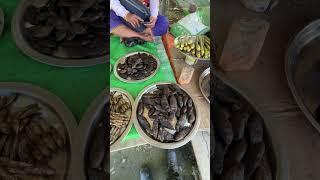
[[0, 8, 4, 37], [133, 82, 200, 149], [174, 35, 210, 61], [73, 88, 107, 180], [113, 51, 161, 83], [285, 19, 320, 132], [110, 87, 135, 151], [199, 67, 210, 103], [0, 82, 77, 180], [11, 0, 107, 68], [213, 70, 289, 180]]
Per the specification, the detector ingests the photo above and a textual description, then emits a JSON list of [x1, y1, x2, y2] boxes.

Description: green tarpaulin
[[110, 36, 176, 140], [0, 1, 106, 122]]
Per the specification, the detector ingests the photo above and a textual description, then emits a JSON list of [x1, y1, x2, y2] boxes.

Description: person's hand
[[144, 16, 157, 29], [124, 13, 143, 28]]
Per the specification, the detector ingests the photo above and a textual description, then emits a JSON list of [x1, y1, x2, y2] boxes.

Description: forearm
[[110, 0, 129, 18], [150, 0, 159, 17]]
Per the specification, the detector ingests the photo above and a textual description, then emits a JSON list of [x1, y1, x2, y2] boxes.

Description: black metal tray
[[11, 0, 108, 67], [0, 82, 77, 180], [213, 71, 289, 180], [72, 89, 107, 180], [285, 19, 320, 132]]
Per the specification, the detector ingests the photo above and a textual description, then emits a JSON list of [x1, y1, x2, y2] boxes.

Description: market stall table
[[111, 39, 210, 151]]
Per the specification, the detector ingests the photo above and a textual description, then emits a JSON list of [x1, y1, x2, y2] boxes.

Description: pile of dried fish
[[110, 91, 131, 145], [175, 35, 210, 59], [22, 0, 108, 58], [0, 94, 65, 179], [137, 84, 196, 143], [87, 105, 107, 179], [122, 37, 145, 47], [212, 76, 274, 180], [117, 53, 158, 81]]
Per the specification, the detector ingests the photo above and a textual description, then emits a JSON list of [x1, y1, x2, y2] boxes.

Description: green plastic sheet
[[0, 1, 107, 122], [110, 36, 176, 140]]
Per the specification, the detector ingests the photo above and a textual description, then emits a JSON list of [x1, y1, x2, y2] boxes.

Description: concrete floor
[[110, 143, 200, 180]]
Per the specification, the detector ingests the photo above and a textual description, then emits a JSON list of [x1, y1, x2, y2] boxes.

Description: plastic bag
[[170, 10, 210, 37]]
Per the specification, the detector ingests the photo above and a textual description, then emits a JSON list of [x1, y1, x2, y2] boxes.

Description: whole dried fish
[[230, 109, 250, 140], [225, 138, 248, 163], [243, 142, 265, 178], [174, 127, 191, 141], [220, 163, 244, 180], [247, 114, 264, 144], [213, 107, 233, 146], [212, 138, 227, 175]]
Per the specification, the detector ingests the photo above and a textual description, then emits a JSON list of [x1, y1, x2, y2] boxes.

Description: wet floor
[[110, 143, 200, 180]]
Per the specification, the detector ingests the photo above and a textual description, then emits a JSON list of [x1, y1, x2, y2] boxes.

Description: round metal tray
[[133, 82, 200, 149], [11, 0, 107, 67], [73, 89, 107, 180], [285, 19, 320, 132], [113, 51, 161, 83], [213, 71, 289, 180], [0, 82, 77, 180], [174, 35, 210, 61], [0, 8, 4, 37], [199, 67, 210, 103], [110, 88, 135, 151]]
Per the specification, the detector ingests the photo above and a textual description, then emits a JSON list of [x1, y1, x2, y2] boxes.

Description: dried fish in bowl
[[136, 83, 197, 143], [212, 74, 276, 179], [115, 52, 159, 82], [110, 89, 133, 145], [21, 0, 108, 59], [0, 93, 66, 179]]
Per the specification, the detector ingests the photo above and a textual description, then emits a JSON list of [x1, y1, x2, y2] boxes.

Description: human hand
[[124, 13, 143, 28], [144, 16, 157, 29]]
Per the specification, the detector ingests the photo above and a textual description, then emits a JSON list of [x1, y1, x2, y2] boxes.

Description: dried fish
[[23, 0, 108, 58], [247, 114, 264, 144], [213, 107, 234, 146], [212, 138, 227, 175], [243, 142, 265, 177], [110, 91, 131, 145], [138, 84, 196, 143], [220, 163, 244, 180], [230, 109, 250, 140], [117, 53, 157, 81]]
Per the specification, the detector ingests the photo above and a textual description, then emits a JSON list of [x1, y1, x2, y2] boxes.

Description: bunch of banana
[[175, 35, 211, 59]]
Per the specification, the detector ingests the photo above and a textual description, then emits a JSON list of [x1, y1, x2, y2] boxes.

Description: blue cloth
[[110, 10, 169, 36]]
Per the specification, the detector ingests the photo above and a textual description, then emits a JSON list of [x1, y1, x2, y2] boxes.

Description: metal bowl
[[11, 0, 107, 67], [110, 88, 135, 151], [133, 82, 200, 149], [285, 19, 320, 132], [0, 8, 4, 37], [0, 82, 77, 180], [73, 89, 107, 180], [174, 35, 210, 61], [114, 51, 161, 83], [199, 67, 210, 103], [213, 71, 289, 180]]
